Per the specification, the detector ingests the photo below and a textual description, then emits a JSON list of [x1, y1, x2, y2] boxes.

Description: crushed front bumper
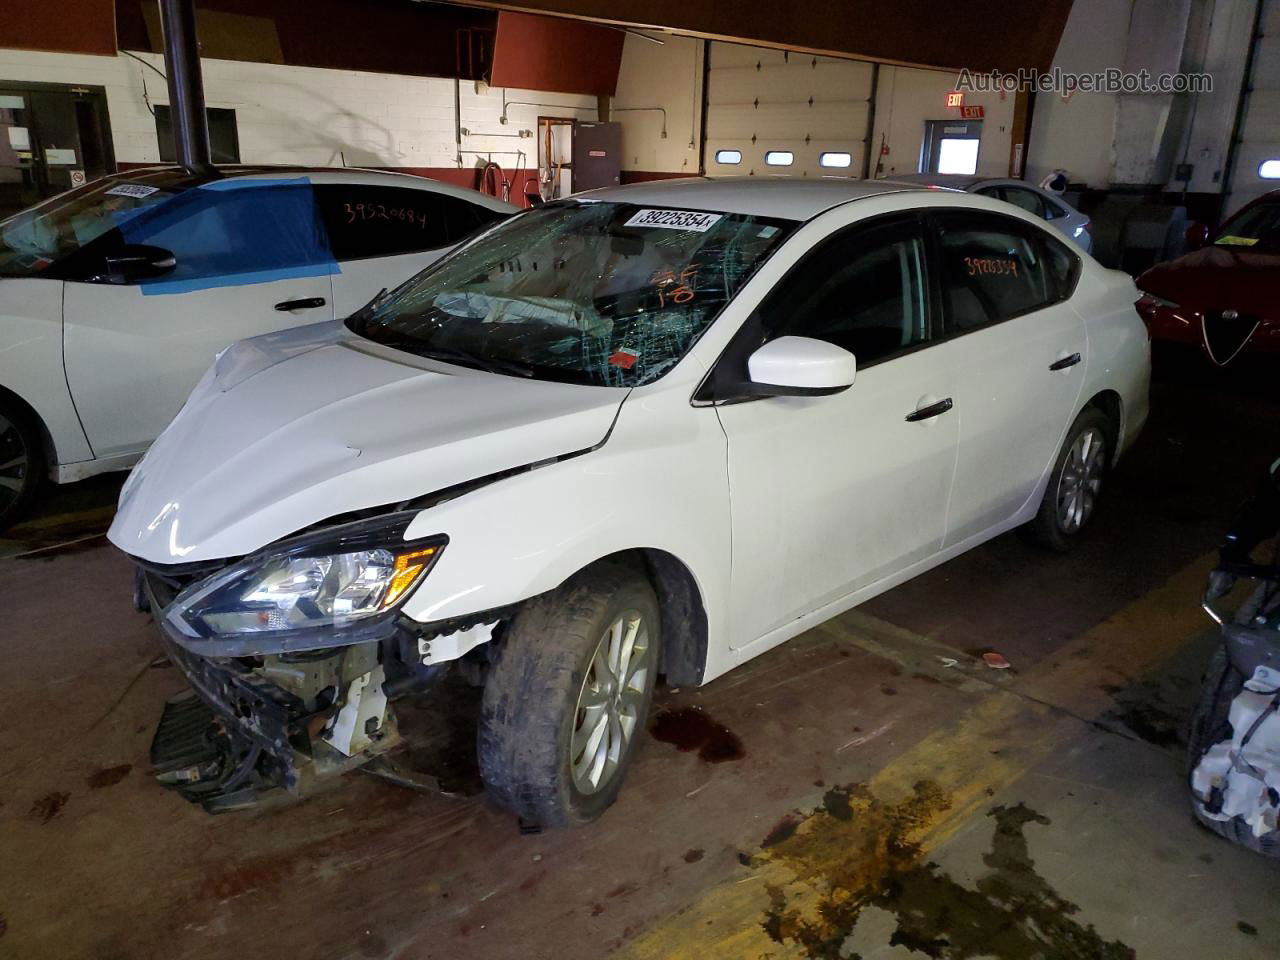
[[140, 570, 403, 813]]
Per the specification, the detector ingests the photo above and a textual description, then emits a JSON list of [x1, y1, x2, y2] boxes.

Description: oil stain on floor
[[1099, 673, 1196, 751], [757, 782, 1132, 959], [649, 707, 745, 763]]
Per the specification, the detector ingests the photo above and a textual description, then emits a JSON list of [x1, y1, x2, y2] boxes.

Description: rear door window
[[1041, 232, 1082, 299], [933, 211, 1056, 334], [1000, 187, 1047, 219], [315, 185, 507, 261]]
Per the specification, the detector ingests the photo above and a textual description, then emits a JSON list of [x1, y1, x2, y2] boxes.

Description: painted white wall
[[1024, 0, 1133, 189], [0, 47, 595, 173], [613, 33, 703, 175], [871, 65, 1017, 179], [1182, 0, 1257, 198]]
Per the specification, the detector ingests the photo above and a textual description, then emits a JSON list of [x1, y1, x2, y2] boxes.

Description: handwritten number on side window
[[344, 201, 430, 229], [963, 255, 1019, 279]]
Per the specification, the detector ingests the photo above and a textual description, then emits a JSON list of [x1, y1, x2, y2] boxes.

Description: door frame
[[921, 118, 983, 175], [0, 79, 117, 194]]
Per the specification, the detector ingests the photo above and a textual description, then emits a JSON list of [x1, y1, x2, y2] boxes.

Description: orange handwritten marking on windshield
[[651, 263, 701, 306]]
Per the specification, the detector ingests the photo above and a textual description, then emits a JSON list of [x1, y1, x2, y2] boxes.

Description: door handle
[[274, 297, 326, 311], [905, 398, 954, 422], [1048, 352, 1082, 371]]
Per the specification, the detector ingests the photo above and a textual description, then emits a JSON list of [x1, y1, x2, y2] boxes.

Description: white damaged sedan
[[110, 178, 1150, 824]]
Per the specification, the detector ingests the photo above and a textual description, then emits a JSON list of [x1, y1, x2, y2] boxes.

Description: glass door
[[0, 82, 115, 219]]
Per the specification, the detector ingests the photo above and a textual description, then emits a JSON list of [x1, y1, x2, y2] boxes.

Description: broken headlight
[[167, 515, 445, 640]]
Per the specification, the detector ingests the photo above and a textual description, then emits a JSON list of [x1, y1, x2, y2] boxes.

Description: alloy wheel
[[1056, 426, 1105, 534], [570, 609, 652, 794], [0, 412, 29, 513]]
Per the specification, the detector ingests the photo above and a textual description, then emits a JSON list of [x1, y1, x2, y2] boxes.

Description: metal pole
[[159, 0, 212, 171]]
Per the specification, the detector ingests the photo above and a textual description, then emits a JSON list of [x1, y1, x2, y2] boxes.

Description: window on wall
[[936, 139, 980, 175], [820, 152, 853, 169], [1259, 159, 1280, 179], [715, 149, 742, 165], [155, 106, 240, 164], [764, 151, 794, 166]]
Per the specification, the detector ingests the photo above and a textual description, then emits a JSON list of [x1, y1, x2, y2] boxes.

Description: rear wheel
[[0, 400, 44, 531], [478, 562, 660, 826], [1026, 408, 1111, 551]]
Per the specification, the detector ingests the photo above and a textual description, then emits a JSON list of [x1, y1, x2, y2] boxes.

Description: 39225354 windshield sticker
[[624, 209, 723, 232], [105, 183, 161, 199]]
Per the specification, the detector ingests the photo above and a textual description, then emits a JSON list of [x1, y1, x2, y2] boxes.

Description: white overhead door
[[703, 42, 874, 179], [1227, 0, 1280, 212]]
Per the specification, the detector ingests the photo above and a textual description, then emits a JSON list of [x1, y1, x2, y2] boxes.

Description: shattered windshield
[[0, 178, 182, 276], [1214, 201, 1280, 252], [346, 201, 795, 386]]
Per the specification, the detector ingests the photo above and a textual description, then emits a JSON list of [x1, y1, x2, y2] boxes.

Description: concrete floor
[[2, 356, 1279, 960]]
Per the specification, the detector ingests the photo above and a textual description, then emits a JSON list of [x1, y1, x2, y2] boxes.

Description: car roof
[[105, 165, 516, 211], [579, 176, 942, 221], [890, 173, 1011, 190]]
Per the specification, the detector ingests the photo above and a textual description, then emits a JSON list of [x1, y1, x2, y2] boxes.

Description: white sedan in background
[[112, 178, 1149, 824], [894, 174, 1094, 254], [0, 166, 514, 526]]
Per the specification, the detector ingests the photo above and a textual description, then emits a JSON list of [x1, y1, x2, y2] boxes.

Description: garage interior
[[2, 1, 1279, 958]]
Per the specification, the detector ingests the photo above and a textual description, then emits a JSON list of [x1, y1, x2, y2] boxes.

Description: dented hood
[[108, 321, 627, 564]]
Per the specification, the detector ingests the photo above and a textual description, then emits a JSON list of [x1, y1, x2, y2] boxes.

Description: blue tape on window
[[112, 178, 340, 296], [196, 177, 314, 192], [140, 262, 339, 295]]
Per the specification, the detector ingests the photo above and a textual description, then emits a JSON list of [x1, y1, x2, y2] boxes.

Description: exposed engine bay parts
[[1189, 456, 1280, 855]]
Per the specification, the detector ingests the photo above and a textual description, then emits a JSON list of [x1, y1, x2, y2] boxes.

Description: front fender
[[399, 381, 731, 665]]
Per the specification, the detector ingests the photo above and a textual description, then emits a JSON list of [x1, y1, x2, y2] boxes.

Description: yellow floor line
[[618, 551, 1219, 960]]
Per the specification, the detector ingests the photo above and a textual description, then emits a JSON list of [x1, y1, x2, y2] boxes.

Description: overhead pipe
[[159, 0, 213, 172]]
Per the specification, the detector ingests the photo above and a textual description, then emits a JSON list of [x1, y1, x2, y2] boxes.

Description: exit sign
[[945, 91, 965, 108], [961, 104, 985, 119]]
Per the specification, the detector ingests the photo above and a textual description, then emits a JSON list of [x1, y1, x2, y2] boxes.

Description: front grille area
[[133, 554, 233, 609], [1202, 310, 1260, 366]]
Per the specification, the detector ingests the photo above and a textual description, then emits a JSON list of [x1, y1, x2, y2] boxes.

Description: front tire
[[1026, 408, 1112, 552], [0, 400, 45, 531], [478, 562, 661, 826]]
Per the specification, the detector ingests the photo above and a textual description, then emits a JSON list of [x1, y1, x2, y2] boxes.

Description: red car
[[1136, 191, 1280, 365]]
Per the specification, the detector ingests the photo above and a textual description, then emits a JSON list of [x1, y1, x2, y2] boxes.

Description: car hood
[[108, 321, 628, 564], [1137, 245, 1280, 319]]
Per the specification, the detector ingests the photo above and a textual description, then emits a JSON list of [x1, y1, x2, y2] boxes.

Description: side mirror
[[746, 336, 857, 397], [1185, 222, 1211, 252], [524, 188, 544, 207], [101, 244, 176, 284]]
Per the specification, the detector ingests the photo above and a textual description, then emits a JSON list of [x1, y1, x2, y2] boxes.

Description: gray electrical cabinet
[[571, 121, 622, 192]]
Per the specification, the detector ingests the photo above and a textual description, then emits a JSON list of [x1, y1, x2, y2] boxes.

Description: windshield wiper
[[416, 345, 535, 378]]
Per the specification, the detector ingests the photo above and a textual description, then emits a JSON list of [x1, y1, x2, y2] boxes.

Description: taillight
[[1135, 293, 1177, 341]]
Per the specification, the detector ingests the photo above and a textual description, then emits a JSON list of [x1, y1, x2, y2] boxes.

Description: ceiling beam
[[440, 0, 1074, 72]]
